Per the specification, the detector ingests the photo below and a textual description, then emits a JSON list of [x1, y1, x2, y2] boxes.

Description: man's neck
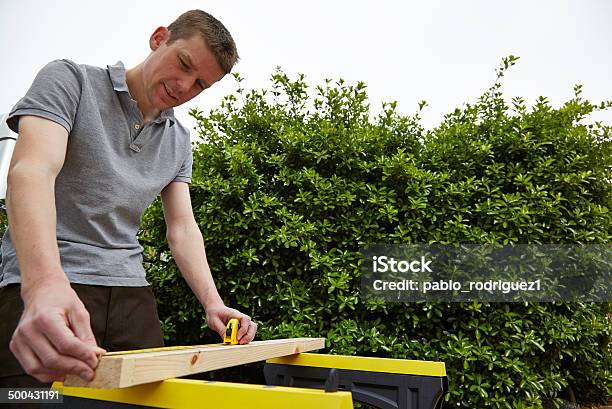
[[125, 65, 161, 123]]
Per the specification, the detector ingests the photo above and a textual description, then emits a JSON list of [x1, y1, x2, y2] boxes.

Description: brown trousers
[[0, 283, 164, 390]]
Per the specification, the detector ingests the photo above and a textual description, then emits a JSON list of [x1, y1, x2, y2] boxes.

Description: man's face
[[142, 28, 225, 112]]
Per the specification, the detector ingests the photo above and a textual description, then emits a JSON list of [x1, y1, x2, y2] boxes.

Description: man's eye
[[179, 59, 189, 70]]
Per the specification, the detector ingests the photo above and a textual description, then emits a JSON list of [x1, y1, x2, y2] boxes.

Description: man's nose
[[175, 80, 188, 97], [177, 75, 199, 95]]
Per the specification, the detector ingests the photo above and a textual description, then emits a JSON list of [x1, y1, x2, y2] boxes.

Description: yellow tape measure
[[223, 318, 240, 345]]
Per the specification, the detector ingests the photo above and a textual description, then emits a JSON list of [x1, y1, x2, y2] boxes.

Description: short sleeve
[[173, 146, 193, 184], [7, 59, 83, 134]]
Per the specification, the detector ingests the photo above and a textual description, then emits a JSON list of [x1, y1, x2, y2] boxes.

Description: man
[[0, 9, 256, 389]]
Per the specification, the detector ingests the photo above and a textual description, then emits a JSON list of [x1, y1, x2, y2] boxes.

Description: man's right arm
[[6, 115, 104, 383]]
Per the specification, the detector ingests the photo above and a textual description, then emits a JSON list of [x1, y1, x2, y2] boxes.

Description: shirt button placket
[[130, 122, 143, 152]]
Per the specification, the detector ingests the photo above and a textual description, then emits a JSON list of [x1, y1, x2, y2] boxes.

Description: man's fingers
[[215, 322, 226, 340], [41, 312, 100, 369], [36, 332, 95, 381], [10, 334, 88, 383], [239, 321, 257, 344], [11, 343, 55, 383], [237, 314, 251, 339], [9, 336, 39, 376], [68, 306, 95, 344], [68, 306, 106, 356], [206, 316, 225, 339]]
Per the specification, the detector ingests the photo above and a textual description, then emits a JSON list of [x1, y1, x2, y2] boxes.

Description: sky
[[1, 0, 610, 134]]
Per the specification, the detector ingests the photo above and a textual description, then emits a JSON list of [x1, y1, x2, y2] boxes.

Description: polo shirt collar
[[107, 61, 176, 124]]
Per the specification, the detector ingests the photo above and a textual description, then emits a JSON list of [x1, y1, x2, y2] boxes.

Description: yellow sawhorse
[[51, 353, 447, 408]]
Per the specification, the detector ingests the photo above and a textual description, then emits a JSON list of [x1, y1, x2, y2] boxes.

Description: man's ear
[[150, 26, 170, 51]]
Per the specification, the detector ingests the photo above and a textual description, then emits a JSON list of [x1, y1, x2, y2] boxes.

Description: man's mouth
[[163, 82, 178, 101]]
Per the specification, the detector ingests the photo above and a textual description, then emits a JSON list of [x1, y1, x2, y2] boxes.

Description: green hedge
[[138, 56, 612, 408]]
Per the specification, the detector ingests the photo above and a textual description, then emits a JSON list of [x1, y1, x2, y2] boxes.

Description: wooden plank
[[64, 338, 325, 389]]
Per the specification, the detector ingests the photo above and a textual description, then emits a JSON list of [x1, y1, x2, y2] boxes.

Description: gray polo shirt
[[0, 59, 192, 287]]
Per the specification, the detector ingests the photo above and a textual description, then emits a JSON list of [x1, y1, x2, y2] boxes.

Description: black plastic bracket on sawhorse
[[264, 361, 448, 409]]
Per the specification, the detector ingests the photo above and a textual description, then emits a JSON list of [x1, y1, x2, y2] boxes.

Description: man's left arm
[[160, 181, 257, 344]]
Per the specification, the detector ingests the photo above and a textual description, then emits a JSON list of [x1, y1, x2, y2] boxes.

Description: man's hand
[[205, 305, 257, 345], [10, 279, 106, 383]]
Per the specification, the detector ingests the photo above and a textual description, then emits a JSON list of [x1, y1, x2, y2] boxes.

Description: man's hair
[[167, 10, 239, 74]]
